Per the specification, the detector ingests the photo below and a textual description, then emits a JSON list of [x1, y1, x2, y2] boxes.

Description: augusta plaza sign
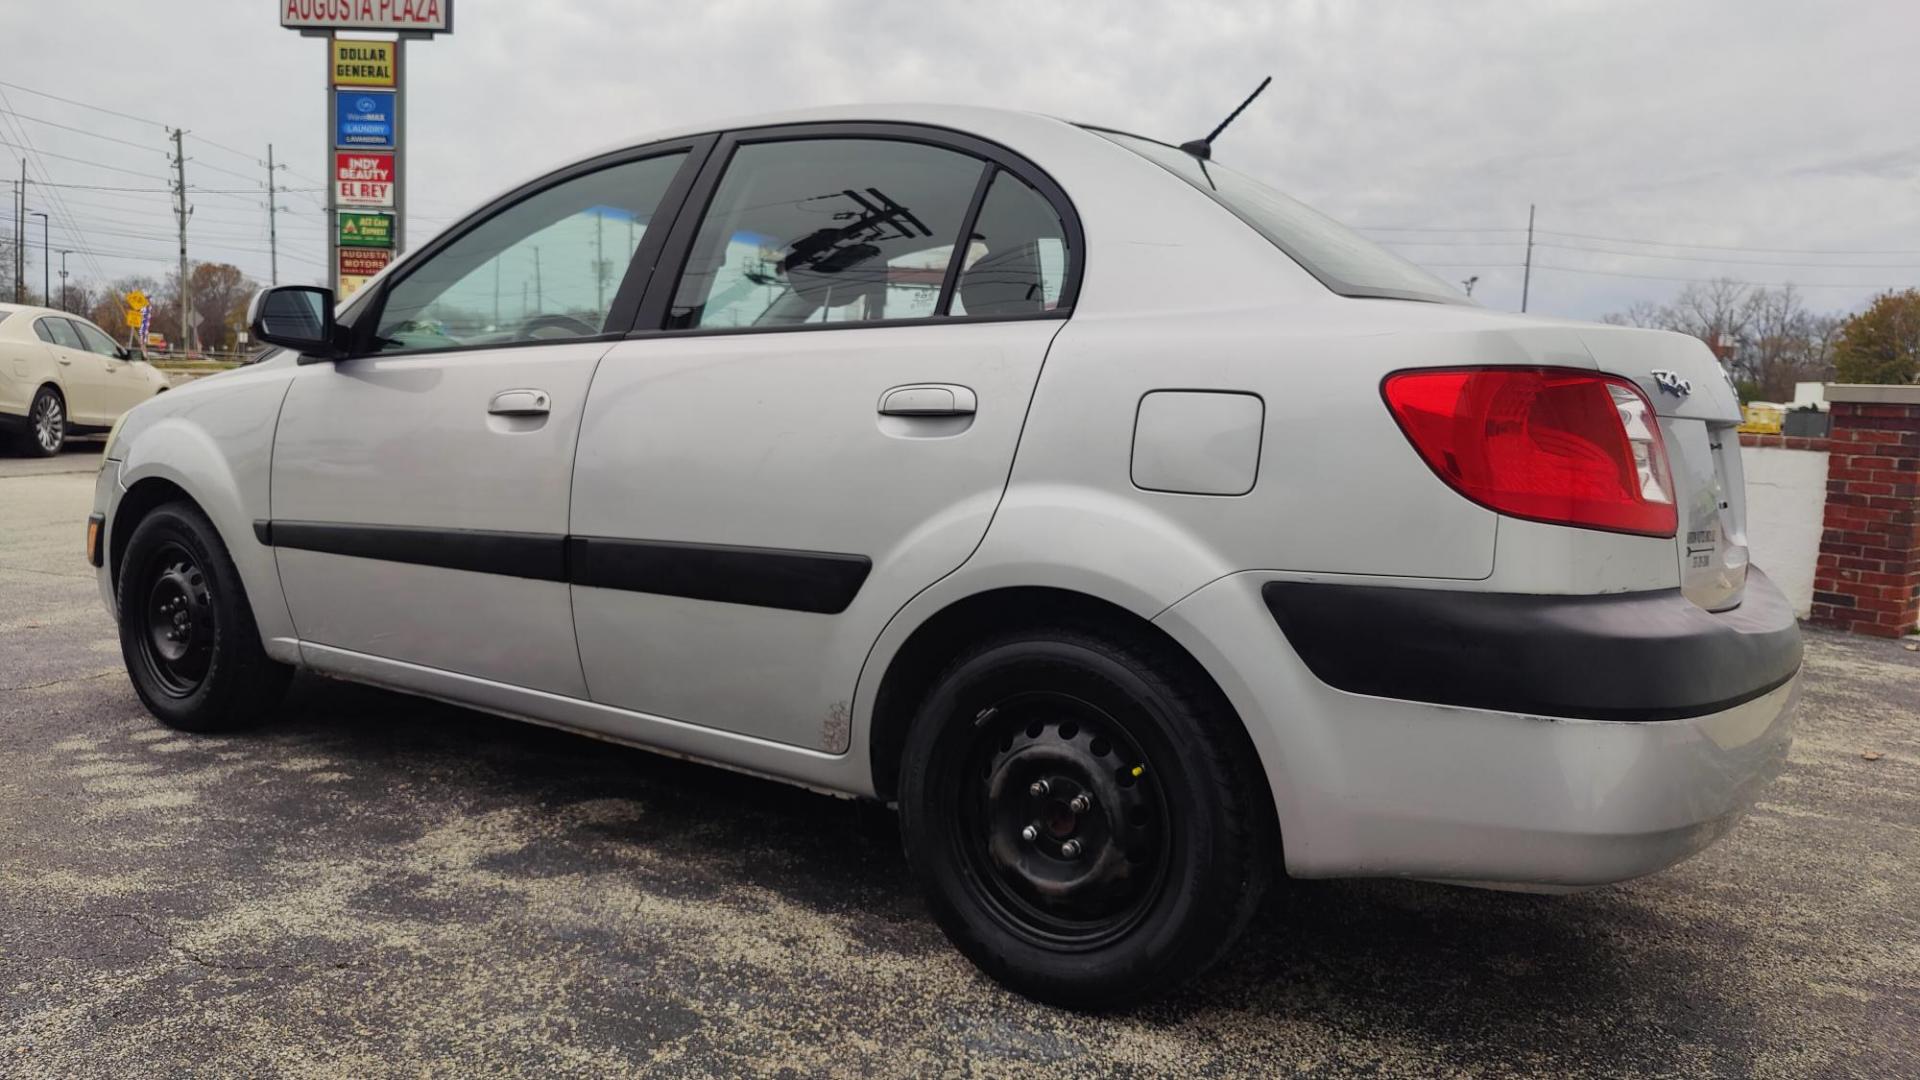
[[281, 1, 451, 33]]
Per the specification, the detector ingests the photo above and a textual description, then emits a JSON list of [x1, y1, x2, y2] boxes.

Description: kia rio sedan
[[0, 303, 169, 455], [87, 105, 1802, 1008]]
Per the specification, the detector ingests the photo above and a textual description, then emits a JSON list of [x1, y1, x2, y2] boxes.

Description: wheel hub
[[968, 699, 1165, 939], [139, 552, 213, 695]]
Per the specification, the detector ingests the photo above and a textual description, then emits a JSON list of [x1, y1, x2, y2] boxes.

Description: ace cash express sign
[[337, 152, 395, 207]]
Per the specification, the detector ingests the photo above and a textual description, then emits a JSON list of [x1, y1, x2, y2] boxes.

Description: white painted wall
[[1742, 446, 1830, 617]]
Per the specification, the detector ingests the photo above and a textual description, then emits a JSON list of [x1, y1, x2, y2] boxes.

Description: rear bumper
[[1152, 571, 1802, 888], [1262, 568, 1803, 721]]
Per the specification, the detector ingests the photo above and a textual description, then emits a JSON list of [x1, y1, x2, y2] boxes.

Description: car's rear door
[[269, 142, 705, 695], [569, 125, 1081, 751]]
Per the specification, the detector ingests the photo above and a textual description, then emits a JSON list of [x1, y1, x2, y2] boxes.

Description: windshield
[[1091, 129, 1469, 305]]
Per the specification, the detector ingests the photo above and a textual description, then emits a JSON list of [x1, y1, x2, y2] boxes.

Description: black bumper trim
[[1262, 569, 1803, 722]]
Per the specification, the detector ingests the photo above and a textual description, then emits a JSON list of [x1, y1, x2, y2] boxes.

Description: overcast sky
[[4, 0, 1915, 319]]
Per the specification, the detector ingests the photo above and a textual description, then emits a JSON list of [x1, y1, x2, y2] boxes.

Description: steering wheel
[[521, 313, 600, 340]]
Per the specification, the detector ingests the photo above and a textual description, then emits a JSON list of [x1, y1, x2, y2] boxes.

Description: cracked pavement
[[2, 446, 1917, 1077]]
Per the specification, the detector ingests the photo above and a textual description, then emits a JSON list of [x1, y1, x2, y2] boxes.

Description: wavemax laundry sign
[[336, 152, 395, 207], [281, 1, 452, 33], [335, 90, 395, 149]]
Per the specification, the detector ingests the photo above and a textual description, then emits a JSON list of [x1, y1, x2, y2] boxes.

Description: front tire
[[117, 502, 290, 732], [20, 386, 64, 457], [898, 625, 1273, 1009]]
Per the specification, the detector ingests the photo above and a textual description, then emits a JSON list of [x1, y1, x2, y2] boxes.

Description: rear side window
[[950, 171, 1070, 317], [32, 318, 55, 343], [1092, 129, 1467, 305], [667, 138, 985, 330], [39, 318, 83, 349]]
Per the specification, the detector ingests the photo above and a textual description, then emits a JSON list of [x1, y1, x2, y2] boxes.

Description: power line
[[0, 140, 168, 180], [0, 79, 167, 130], [1536, 229, 1920, 257], [0, 109, 166, 153], [1535, 240, 1920, 270], [1527, 262, 1913, 289]]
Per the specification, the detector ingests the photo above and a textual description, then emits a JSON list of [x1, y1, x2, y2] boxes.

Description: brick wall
[[1808, 385, 1920, 637]]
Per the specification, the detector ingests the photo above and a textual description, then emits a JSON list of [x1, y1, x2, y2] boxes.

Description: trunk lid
[[1577, 326, 1749, 611]]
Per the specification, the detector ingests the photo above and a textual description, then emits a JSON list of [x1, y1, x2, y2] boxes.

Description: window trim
[[340, 134, 719, 361], [627, 120, 1084, 338]]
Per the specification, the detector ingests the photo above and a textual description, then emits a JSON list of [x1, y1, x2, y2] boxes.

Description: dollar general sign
[[332, 40, 395, 87]]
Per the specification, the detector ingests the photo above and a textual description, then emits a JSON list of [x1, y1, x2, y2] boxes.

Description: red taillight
[[1381, 367, 1677, 538]]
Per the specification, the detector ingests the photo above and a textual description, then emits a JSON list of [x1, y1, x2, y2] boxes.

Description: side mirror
[[248, 285, 339, 360]]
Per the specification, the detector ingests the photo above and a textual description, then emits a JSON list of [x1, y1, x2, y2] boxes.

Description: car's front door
[[269, 145, 701, 695], [69, 319, 152, 415], [569, 128, 1080, 751], [34, 317, 111, 425]]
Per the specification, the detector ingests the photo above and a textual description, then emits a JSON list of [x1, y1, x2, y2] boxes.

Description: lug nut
[[1028, 780, 1050, 798], [1020, 824, 1039, 843], [1069, 794, 1092, 814], [1061, 839, 1084, 859]]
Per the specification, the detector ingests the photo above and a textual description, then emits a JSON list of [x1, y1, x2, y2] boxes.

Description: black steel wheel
[[899, 623, 1274, 1009], [117, 501, 290, 732], [959, 691, 1170, 950], [132, 541, 215, 698]]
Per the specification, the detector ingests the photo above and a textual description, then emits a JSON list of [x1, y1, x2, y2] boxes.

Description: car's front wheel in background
[[19, 386, 65, 457], [117, 501, 290, 732], [898, 625, 1275, 1009]]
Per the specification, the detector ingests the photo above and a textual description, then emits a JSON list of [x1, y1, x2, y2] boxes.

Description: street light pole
[[28, 211, 47, 306], [57, 249, 70, 311]]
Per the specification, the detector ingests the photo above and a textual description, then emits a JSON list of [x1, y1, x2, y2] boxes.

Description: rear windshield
[[1090, 129, 1469, 305]]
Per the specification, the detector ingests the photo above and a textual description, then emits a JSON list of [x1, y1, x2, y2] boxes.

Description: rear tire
[[898, 624, 1273, 1009], [19, 386, 64, 457], [117, 501, 290, 732]]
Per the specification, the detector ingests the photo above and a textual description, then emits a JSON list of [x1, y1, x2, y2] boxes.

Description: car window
[[0, 311, 11, 325], [949, 171, 1070, 317], [72, 320, 122, 356], [40, 318, 83, 350], [667, 138, 986, 330], [1091, 129, 1468, 305], [372, 152, 688, 354]]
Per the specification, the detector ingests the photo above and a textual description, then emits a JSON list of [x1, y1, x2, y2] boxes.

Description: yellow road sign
[[332, 38, 397, 88], [126, 289, 148, 311], [124, 309, 143, 329]]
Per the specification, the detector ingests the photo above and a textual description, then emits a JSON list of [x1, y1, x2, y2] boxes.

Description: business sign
[[339, 247, 393, 297], [336, 151, 395, 207], [281, 0, 452, 33], [338, 211, 394, 248], [335, 90, 395, 148], [331, 39, 396, 87]]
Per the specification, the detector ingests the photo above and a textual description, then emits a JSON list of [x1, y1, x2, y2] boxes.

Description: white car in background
[[0, 302, 169, 455], [87, 104, 1802, 1008]]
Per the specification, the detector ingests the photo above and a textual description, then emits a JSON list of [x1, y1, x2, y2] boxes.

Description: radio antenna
[[1179, 76, 1272, 161]]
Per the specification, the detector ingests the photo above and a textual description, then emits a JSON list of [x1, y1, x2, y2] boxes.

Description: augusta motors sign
[[336, 152, 395, 207], [281, 0, 452, 33]]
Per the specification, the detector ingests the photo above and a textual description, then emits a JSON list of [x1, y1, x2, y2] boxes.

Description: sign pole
[[394, 38, 407, 260], [325, 64, 339, 296]]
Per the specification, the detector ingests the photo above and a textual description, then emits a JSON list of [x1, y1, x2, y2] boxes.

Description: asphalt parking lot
[[2, 446, 1916, 1078]]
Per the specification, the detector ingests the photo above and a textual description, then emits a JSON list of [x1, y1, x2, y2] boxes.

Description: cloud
[[3, 0, 1915, 319]]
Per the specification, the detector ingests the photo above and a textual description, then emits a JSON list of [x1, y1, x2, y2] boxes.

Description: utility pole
[[264, 143, 287, 285], [170, 128, 193, 354], [57, 249, 70, 311], [13, 163, 22, 303], [30, 211, 47, 306], [1520, 203, 1535, 314]]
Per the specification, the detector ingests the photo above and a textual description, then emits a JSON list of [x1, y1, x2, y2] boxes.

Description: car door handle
[[878, 384, 977, 416], [488, 389, 550, 416], [57, 356, 72, 366]]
